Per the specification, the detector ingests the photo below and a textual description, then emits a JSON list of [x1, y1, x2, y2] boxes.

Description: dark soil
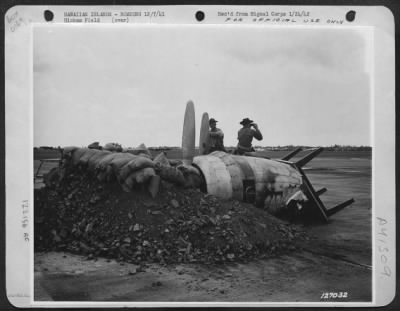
[[34, 155, 372, 302], [34, 169, 306, 265]]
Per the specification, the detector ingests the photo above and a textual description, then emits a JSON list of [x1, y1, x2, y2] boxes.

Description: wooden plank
[[281, 147, 302, 161], [316, 188, 327, 196], [327, 199, 355, 217], [298, 167, 329, 222], [295, 147, 324, 168]]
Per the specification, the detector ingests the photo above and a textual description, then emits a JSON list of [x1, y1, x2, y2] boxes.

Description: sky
[[34, 24, 372, 148]]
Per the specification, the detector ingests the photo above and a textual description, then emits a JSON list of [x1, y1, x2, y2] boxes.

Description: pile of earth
[[35, 169, 307, 264]]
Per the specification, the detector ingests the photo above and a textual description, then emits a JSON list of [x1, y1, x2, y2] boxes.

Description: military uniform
[[235, 118, 263, 155], [209, 127, 226, 153]]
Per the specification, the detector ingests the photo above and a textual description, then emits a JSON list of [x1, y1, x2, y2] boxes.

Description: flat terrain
[[34, 151, 372, 303]]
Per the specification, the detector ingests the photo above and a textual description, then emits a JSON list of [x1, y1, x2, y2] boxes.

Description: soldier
[[235, 118, 263, 155], [208, 118, 226, 153]]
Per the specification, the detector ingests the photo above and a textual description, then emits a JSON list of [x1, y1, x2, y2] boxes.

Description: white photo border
[[4, 5, 395, 308]]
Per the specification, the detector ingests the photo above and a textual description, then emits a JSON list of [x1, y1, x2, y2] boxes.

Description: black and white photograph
[[4, 5, 396, 307]]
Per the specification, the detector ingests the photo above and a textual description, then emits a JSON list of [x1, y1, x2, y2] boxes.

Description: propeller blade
[[182, 100, 196, 165], [199, 112, 209, 155], [316, 187, 327, 196], [327, 198, 355, 217]]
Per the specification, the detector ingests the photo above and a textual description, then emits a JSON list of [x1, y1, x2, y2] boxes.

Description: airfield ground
[[34, 150, 372, 302]]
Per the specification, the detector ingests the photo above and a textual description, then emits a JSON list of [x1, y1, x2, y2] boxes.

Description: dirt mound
[[35, 169, 307, 264]]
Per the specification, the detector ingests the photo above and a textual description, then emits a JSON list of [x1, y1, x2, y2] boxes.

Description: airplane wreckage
[[184, 101, 354, 223], [52, 101, 354, 223]]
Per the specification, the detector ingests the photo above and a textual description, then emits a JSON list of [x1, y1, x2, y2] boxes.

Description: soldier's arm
[[252, 124, 263, 140], [209, 129, 224, 137]]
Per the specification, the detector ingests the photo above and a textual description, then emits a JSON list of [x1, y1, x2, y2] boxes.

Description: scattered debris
[[35, 158, 307, 264]]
